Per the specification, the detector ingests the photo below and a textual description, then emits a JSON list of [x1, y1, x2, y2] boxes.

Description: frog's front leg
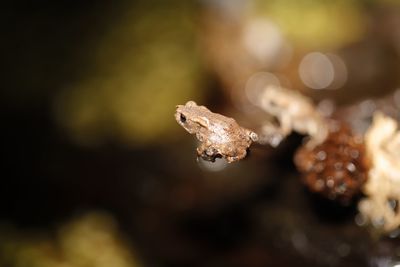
[[196, 142, 221, 162]]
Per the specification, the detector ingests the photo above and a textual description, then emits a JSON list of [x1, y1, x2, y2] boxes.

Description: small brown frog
[[175, 101, 258, 163]]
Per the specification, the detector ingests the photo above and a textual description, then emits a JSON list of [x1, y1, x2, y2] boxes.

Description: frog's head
[[175, 101, 210, 135]]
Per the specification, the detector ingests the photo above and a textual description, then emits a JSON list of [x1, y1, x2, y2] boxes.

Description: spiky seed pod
[[294, 122, 369, 204]]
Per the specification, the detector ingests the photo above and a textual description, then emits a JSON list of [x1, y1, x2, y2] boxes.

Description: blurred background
[[1, 0, 400, 266]]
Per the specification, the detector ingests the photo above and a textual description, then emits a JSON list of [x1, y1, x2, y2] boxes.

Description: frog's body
[[175, 101, 258, 163]]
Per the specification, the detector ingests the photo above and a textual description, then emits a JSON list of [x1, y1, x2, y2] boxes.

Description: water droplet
[[299, 52, 335, 90], [346, 163, 356, 172], [198, 157, 228, 172], [316, 150, 327, 161], [350, 149, 359, 159]]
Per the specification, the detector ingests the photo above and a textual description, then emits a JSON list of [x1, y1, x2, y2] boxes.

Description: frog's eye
[[180, 113, 187, 123]]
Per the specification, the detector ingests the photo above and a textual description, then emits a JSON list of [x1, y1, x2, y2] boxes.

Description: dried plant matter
[[175, 101, 258, 163], [257, 85, 328, 148], [359, 112, 400, 232], [295, 122, 369, 203]]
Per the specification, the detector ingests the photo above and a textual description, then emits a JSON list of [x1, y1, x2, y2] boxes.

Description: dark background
[[1, 1, 400, 266]]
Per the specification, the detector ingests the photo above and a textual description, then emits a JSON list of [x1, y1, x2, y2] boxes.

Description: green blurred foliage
[[55, 1, 204, 146], [254, 0, 367, 49], [0, 212, 140, 267]]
